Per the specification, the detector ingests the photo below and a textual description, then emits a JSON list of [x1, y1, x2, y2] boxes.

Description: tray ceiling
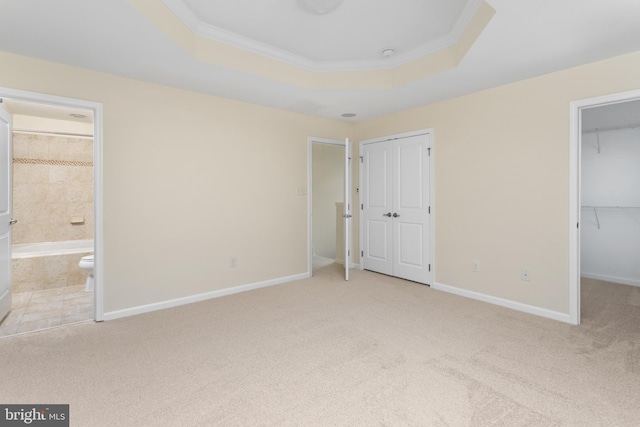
[[163, 0, 482, 71]]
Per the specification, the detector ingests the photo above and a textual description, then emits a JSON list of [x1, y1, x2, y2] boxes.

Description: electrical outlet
[[472, 260, 480, 272], [230, 257, 237, 268], [521, 268, 531, 281]]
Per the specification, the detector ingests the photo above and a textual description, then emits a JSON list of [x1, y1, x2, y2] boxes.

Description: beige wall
[[354, 50, 640, 315], [4, 48, 640, 319], [1, 51, 353, 314]]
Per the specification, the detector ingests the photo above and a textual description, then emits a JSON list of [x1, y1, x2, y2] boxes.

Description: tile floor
[[0, 285, 93, 337]]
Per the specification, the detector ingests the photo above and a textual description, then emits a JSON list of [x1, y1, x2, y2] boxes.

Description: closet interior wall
[[581, 125, 640, 287]]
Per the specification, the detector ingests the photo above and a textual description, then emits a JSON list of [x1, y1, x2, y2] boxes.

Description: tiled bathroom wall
[[12, 132, 94, 244], [12, 252, 91, 294]]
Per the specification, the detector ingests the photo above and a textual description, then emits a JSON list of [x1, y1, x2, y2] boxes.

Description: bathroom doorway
[[308, 138, 346, 274], [0, 88, 103, 337]]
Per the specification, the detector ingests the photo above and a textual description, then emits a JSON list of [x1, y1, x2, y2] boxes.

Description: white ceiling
[[1, 0, 640, 122]]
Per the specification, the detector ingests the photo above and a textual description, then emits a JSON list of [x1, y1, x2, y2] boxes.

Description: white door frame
[[358, 129, 435, 284], [569, 88, 640, 325], [343, 138, 352, 280], [0, 105, 12, 321], [0, 87, 104, 321], [307, 137, 346, 276]]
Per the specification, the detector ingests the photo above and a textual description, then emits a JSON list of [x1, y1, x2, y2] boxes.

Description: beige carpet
[[1, 265, 639, 426]]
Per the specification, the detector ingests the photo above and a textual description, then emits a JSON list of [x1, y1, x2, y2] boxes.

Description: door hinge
[[428, 206, 431, 214], [577, 222, 579, 229], [361, 251, 364, 257], [348, 250, 350, 256], [361, 204, 363, 210], [429, 264, 431, 272], [360, 156, 363, 163], [427, 147, 431, 156]]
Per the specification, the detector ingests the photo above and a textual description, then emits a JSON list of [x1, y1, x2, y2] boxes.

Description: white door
[[362, 133, 431, 284], [362, 141, 393, 275], [0, 105, 13, 321], [343, 138, 352, 280], [392, 134, 430, 283]]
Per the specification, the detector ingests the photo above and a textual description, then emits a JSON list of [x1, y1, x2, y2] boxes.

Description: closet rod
[[581, 206, 640, 230]]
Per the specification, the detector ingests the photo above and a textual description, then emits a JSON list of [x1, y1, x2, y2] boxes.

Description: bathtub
[[12, 239, 94, 259], [11, 240, 94, 293]]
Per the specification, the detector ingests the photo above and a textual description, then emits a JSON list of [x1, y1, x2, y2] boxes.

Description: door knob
[[9, 219, 17, 225], [383, 212, 392, 217], [393, 213, 400, 218]]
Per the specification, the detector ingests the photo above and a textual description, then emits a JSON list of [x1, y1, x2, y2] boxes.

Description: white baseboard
[[103, 273, 310, 321], [580, 272, 640, 287], [432, 282, 574, 324]]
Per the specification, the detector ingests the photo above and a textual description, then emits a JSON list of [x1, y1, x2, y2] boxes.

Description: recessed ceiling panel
[[168, 0, 477, 69]]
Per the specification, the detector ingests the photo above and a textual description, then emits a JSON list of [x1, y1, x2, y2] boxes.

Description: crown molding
[[162, 0, 484, 72]]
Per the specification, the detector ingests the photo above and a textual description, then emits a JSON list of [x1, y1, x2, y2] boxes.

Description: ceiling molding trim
[[132, 0, 494, 91], [161, 0, 200, 33], [162, 0, 486, 72], [385, 0, 484, 66]]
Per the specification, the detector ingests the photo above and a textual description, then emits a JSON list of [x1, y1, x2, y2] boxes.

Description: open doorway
[[308, 138, 345, 274], [0, 87, 103, 337], [570, 89, 640, 325]]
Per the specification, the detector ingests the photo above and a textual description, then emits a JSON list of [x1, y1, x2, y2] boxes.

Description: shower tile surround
[[12, 132, 94, 244], [12, 251, 92, 293], [11, 132, 94, 293]]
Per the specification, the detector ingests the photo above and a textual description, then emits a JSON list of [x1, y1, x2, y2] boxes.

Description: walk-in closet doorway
[[570, 89, 640, 325]]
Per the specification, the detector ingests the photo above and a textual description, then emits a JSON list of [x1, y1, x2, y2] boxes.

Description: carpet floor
[[1, 264, 639, 426]]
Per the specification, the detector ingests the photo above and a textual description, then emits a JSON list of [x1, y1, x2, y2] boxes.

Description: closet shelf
[[581, 206, 640, 230], [582, 124, 640, 153], [581, 206, 640, 209]]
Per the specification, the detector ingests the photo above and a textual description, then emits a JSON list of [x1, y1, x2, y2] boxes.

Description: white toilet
[[78, 255, 94, 292]]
